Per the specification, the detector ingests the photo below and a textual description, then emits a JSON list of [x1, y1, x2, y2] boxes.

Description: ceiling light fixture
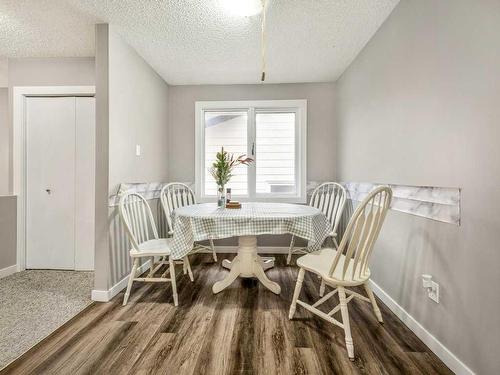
[[260, 0, 267, 82], [222, 0, 262, 17]]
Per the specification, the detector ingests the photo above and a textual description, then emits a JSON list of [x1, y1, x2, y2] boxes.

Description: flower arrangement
[[209, 147, 253, 206], [209, 147, 253, 186]]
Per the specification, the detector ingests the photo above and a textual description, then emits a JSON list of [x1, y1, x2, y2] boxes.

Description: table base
[[221, 256, 275, 271], [212, 235, 281, 294]]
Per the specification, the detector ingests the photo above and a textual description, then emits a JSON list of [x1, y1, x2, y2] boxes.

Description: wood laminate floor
[[1, 255, 452, 375]]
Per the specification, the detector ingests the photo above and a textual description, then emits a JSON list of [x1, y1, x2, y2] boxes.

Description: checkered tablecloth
[[170, 202, 330, 259]]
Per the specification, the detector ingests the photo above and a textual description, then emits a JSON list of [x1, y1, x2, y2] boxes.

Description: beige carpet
[[0, 270, 94, 369]]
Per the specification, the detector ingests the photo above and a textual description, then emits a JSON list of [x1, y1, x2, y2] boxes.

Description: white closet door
[[26, 97, 76, 269]]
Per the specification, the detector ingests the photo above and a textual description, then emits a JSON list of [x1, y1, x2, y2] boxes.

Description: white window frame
[[195, 99, 307, 203]]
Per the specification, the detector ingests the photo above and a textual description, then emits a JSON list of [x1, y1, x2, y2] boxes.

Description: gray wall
[[0, 88, 8, 195], [108, 30, 169, 192], [94, 25, 169, 290], [168, 83, 336, 183], [335, 1, 500, 374], [0, 195, 16, 271], [7, 57, 95, 87], [0, 58, 7, 87], [94, 24, 111, 292], [6, 57, 95, 193]]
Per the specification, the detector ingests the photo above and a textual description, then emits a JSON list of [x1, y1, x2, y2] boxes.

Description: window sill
[[198, 196, 307, 204]]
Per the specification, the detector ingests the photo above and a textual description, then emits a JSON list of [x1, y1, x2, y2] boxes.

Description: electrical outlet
[[428, 281, 439, 303], [422, 274, 439, 303], [136, 144, 141, 156]]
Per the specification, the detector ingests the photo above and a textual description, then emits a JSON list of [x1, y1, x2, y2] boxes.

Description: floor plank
[[1, 254, 453, 375]]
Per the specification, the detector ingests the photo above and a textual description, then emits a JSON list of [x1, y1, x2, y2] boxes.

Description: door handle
[[45, 189, 51, 195]]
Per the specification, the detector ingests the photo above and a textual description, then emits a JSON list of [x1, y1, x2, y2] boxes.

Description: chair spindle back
[[119, 192, 159, 251], [310, 182, 347, 235], [329, 186, 392, 280], [160, 183, 196, 234]]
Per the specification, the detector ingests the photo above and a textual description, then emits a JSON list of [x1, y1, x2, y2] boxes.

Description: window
[[195, 100, 307, 203]]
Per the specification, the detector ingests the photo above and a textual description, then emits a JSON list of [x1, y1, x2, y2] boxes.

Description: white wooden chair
[[119, 192, 193, 307], [287, 182, 347, 264], [289, 186, 392, 360], [160, 182, 217, 262]]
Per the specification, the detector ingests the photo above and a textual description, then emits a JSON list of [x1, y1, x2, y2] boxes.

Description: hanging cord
[[261, 0, 267, 82]]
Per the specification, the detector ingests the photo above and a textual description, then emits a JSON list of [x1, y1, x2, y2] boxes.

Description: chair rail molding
[[111, 181, 324, 207], [109, 182, 193, 207], [343, 182, 460, 225]]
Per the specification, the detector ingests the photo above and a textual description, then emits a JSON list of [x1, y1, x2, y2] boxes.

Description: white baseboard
[[214, 246, 288, 254], [369, 280, 475, 375], [0, 264, 17, 279], [91, 260, 151, 302]]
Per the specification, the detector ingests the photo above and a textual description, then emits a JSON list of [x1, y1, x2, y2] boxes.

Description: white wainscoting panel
[[344, 182, 460, 225]]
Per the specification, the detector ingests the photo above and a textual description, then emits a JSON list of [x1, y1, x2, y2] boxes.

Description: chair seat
[[130, 238, 172, 257], [297, 248, 370, 286]]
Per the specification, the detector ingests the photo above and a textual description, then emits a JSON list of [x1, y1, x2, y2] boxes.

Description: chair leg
[[333, 236, 339, 249], [289, 268, 305, 319], [319, 279, 326, 297], [286, 236, 296, 265], [210, 239, 217, 262], [338, 287, 354, 360], [149, 256, 155, 277], [184, 256, 194, 282], [364, 282, 383, 323], [169, 258, 178, 306], [123, 258, 139, 306]]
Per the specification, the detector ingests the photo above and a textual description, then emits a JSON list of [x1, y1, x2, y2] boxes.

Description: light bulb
[[222, 0, 263, 17]]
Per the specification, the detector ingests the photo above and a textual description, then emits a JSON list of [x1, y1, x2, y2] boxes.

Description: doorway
[[3, 87, 96, 369]]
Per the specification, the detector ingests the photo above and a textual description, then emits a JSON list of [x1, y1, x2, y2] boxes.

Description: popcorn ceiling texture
[[0, 0, 97, 58], [0, 0, 399, 85]]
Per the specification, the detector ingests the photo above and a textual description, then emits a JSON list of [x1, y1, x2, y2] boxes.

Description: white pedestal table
[[170, 202, 329, 295]]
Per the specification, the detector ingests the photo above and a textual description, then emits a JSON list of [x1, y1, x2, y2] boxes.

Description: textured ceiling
[[0, 0, 399, 84], [0, 0, 97, 57]]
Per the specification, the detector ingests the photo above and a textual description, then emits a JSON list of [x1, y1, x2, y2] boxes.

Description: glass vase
[[217, 185, 226, 208]]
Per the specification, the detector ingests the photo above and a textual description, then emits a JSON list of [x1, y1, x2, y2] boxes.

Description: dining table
[[170, 202, 330, 294]]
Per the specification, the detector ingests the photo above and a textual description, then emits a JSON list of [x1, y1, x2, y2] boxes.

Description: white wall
[[336, 1, 500, 374], [94, 24, 169, 292]]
